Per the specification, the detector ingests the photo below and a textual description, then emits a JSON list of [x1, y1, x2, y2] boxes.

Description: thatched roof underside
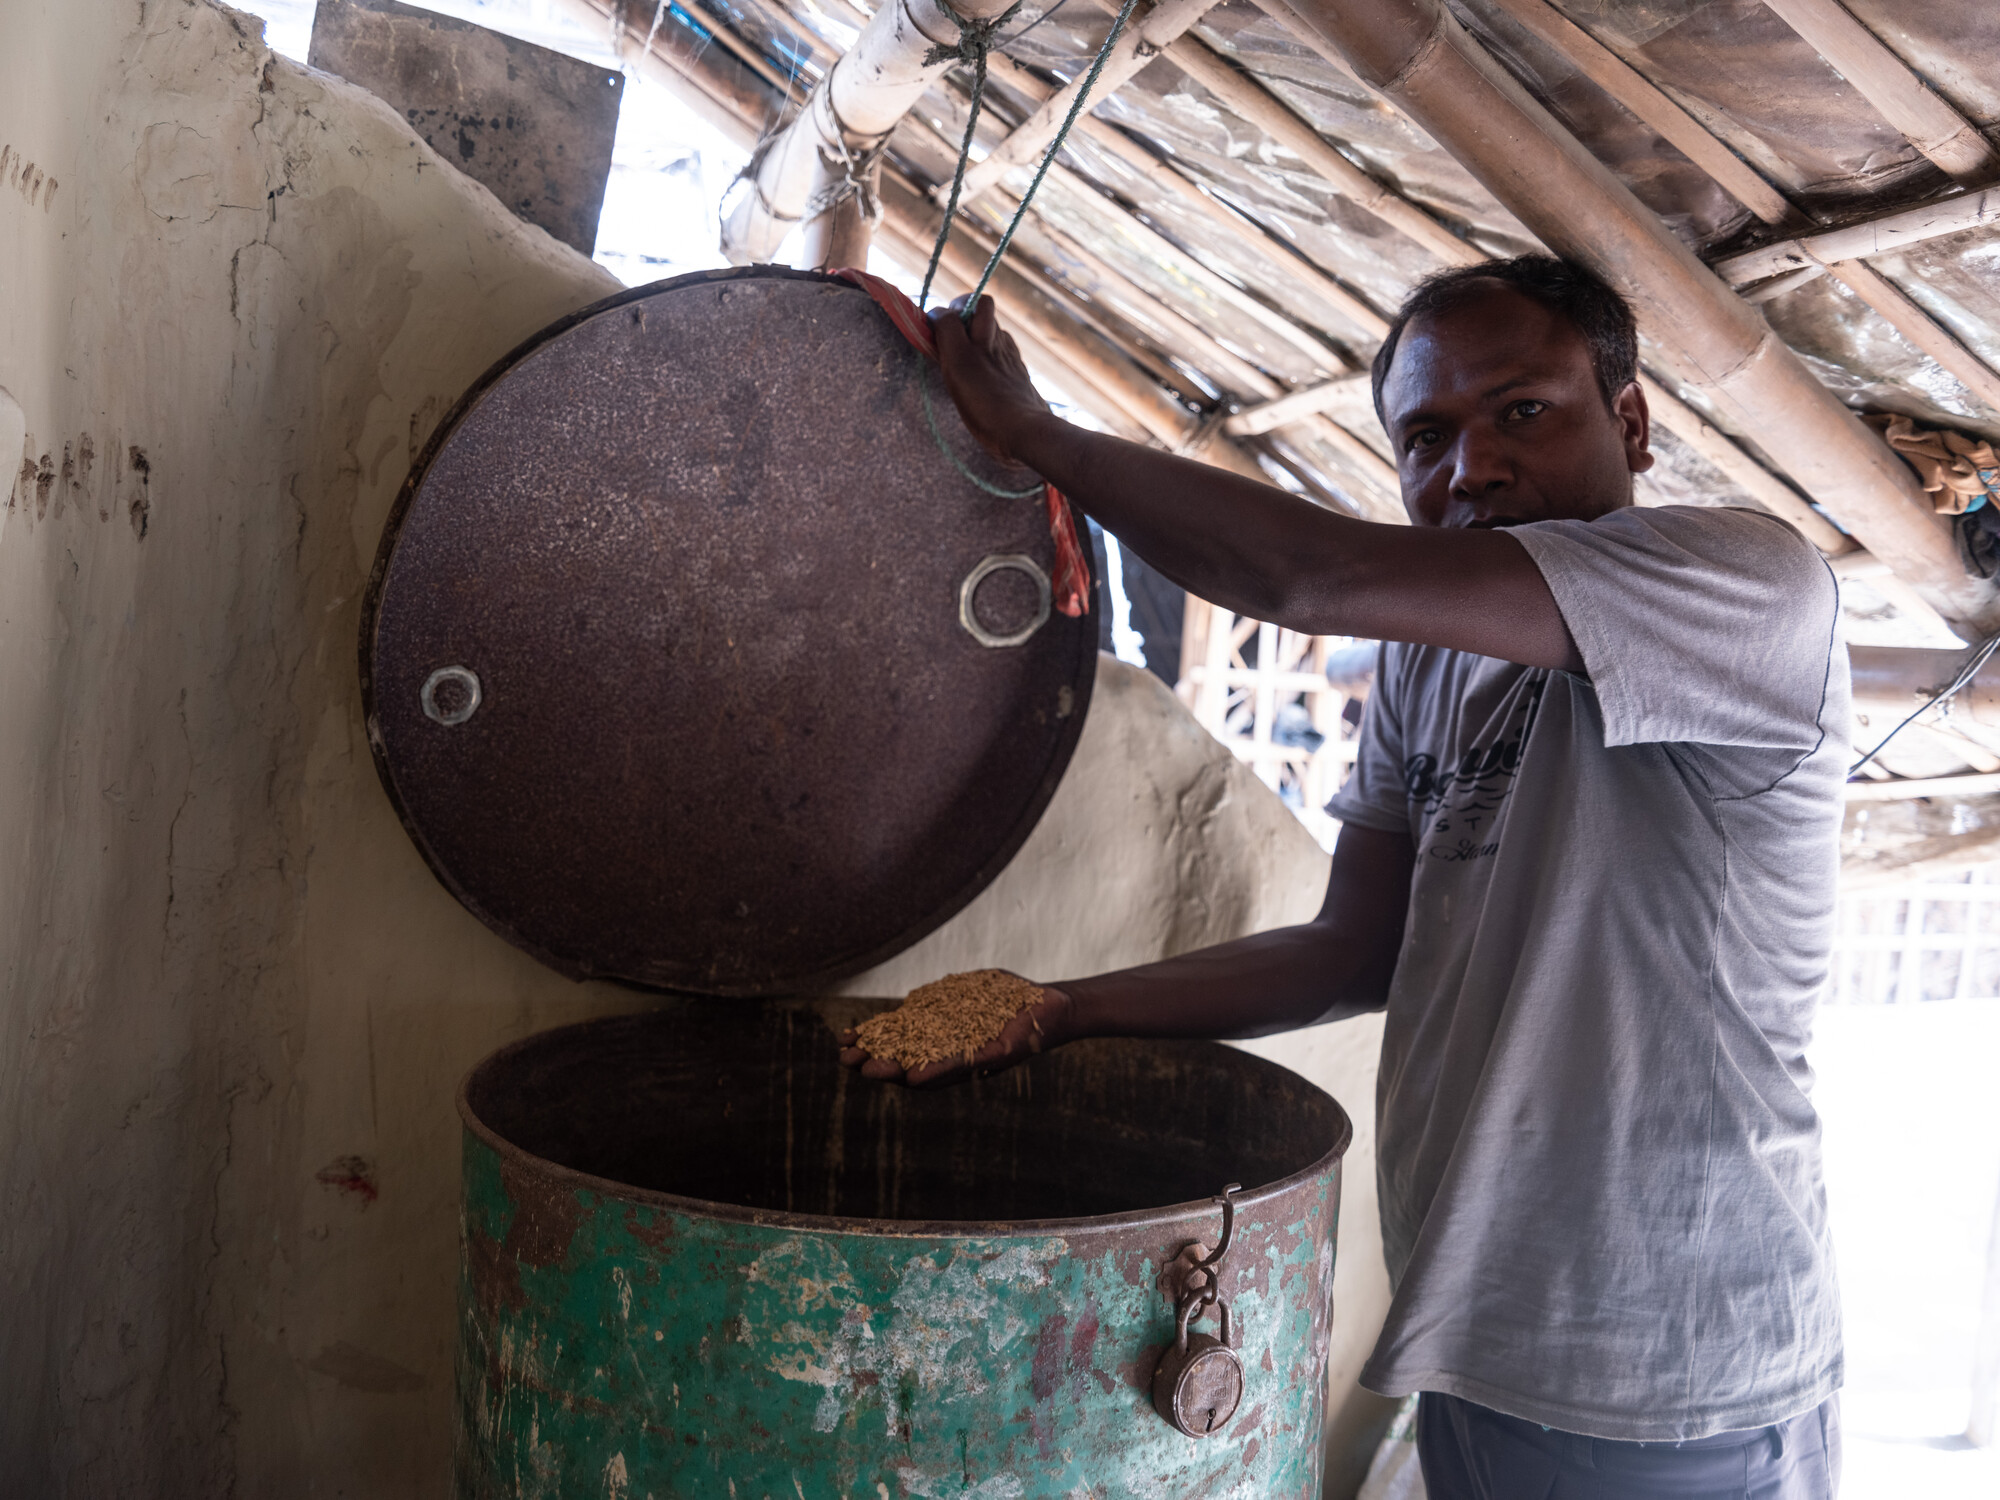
[[585, 0, 2000, 869]]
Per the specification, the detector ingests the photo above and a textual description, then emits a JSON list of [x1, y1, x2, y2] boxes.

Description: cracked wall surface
[[0, 2, 1388, 1493]]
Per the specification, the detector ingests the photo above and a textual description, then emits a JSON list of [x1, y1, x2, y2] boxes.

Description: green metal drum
[[457, 1001, 1351, 1498]]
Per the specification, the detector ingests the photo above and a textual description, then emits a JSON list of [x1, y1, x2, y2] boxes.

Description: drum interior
[[464, 1004, 1346, 1223]]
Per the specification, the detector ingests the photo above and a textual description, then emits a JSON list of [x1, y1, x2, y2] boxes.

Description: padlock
[[1152, 1293, 1244, 1438]]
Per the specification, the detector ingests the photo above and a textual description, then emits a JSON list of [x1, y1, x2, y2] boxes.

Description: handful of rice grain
[[852, 969, 1044, 1072]]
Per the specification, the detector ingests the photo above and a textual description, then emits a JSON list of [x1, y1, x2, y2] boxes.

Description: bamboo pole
[[1760, 0, 2000, 186], [801, 189, 878, 269], [718, 0, 1021, 265], [1462, 4, 2000, 439], [979, 50, 1389, 351], [972, 189, 1402, 512], [1820, 259, 2000, 417], [915, 88, 1403, 508], [1282, 0, 1989, 630], [1635, 376, 1853, 554], [1068, 0, 1866, 554], [1485, 0, 1797, 226], [1716, 187, 2000, 288], [1007, 207, 1292, 396], [1163, 37, 1483, 269], [951, 0, 1226, 202], [575, 0, 1280, 483], [879, 173, 1247, 457], [988, 47, 1399, 341], [944, 26, 1410, 509], [579, 0, 1879, 566], [575, 0, 790, 150], [873, 215, 1151, 441], [1226, 374, 1373, 437]]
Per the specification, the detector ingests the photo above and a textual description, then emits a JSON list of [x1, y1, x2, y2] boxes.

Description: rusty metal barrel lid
[[361, 267, 1097, 995]]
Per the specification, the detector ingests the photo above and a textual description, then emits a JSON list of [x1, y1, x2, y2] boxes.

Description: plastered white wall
[[0, 3, 1390, 1492]]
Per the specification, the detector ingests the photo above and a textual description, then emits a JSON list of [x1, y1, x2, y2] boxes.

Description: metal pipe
[[1281, 0, 1991, 631], [719, 0, 1020, 265]]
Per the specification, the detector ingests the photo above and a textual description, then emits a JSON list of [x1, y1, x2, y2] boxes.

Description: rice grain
[[852, 969, 1044, 1072]]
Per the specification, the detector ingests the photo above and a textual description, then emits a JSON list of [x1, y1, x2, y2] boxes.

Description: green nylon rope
[[918, 0, 1144, 319], [917, 1, 1022, 311], [920, 359, 1044, 498]]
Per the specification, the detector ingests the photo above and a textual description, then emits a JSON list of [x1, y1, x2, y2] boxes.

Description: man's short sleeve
[[1325, 643, 1412, 833], [1509, 506, 1839, 750]]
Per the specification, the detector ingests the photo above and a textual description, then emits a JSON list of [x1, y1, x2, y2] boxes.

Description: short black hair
[[1370, 255, 1639, 427]]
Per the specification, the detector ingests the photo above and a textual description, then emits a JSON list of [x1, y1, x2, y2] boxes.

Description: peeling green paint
[[455, 1133, 1341, 1498]]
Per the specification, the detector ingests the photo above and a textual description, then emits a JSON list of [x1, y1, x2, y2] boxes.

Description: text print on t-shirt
[[1402, 676, 1546, 863]]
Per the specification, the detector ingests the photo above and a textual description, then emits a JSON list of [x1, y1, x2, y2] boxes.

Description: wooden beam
[[1760, 0, 2000, 186], [1845, 771, 2000, 803], [1485, 0, 1796, 226]]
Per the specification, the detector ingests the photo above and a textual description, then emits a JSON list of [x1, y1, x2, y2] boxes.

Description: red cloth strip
[[832, 268, 1090, 619]]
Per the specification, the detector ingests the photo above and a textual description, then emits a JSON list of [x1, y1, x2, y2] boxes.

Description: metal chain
[[1172, 1184, 1241, 1326]]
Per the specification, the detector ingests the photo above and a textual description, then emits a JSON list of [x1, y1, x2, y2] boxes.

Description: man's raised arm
[[932, 297, 1587, 674], [840, 823, 1415, 1087]]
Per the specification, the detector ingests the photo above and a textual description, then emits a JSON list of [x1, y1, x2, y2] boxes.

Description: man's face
[[1379, 284, 1653, 530]]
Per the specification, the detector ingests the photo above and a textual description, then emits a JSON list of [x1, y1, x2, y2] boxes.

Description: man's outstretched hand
[[837, 982, 1077, 1088], [929, 295, 1054, 465]]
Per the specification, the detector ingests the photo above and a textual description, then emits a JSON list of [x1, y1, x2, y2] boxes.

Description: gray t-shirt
[[1327, 504, 1846, 1442]]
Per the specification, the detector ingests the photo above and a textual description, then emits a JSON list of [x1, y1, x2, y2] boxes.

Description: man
[[842, 257, 1844, 1498]]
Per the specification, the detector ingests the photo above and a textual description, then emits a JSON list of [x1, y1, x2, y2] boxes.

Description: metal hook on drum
[[959, 553, 1052, 649], [1152, 1185, 1247, 1438]]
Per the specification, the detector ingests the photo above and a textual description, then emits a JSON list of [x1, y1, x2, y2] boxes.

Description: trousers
[[1416, 1391, 1841, 1500]]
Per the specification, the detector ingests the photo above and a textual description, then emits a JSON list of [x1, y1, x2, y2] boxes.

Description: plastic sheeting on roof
[[730, 0, 2000, 520]]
